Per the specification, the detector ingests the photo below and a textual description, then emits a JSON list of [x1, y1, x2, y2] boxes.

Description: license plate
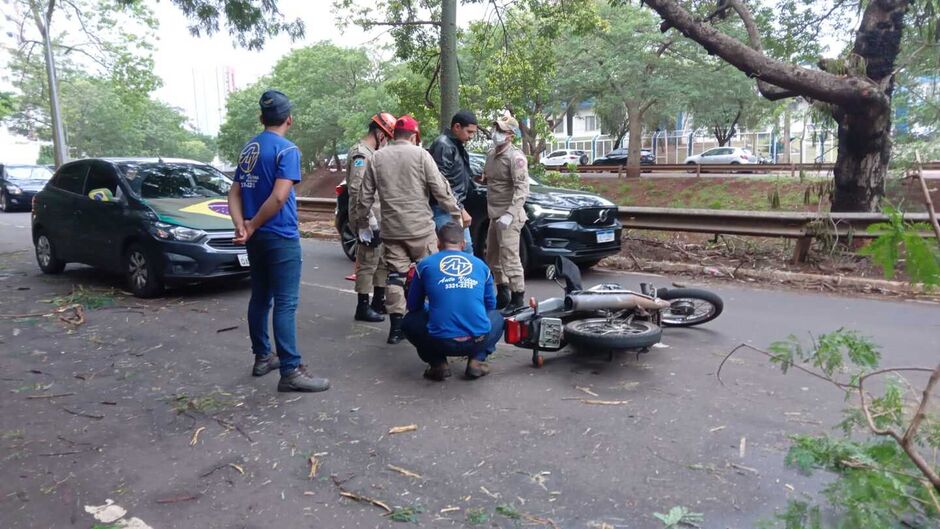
[[237, 253, 250, 267], [596, 230, 615, 243], [538, 318, 563, 349]]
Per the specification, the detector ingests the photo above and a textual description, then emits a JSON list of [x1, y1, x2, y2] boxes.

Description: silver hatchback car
[[684, 147, 759, 165]]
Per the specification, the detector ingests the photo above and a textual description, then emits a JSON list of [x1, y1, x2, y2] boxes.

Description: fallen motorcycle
[[503, 257, 723, 367]]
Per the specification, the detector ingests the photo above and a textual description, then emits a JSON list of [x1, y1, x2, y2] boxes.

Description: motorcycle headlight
[[149, 222, 206, 242], [7, 185, 22, 195], [527, 203, 571, 220]]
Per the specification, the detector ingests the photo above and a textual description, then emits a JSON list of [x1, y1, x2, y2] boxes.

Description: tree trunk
[[31, 6, 68, 167], [830, 103, 891, 211], [625, 101, 642, 178], [438, 0, 458, 133]]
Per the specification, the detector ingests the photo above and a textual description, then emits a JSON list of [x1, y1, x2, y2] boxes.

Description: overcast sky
[[150, 0, 489, 134]]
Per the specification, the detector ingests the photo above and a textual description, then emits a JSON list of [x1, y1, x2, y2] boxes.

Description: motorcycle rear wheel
[[657, 288, 723, 327], [564, 318, 662, 351]]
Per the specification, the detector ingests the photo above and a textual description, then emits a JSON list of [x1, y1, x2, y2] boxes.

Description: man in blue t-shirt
[[228, 89, 329, 393], [402, 222, 505, 381]]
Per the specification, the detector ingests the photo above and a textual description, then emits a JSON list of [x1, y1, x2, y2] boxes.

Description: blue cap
[[259, 89, 293, 121]]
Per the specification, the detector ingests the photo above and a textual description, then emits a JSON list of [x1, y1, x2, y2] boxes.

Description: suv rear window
[[50, 164, 88, 195]]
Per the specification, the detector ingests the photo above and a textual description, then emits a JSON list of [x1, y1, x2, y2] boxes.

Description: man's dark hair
[[394, 129, 416, 140], [262, 114, 289, 127], [451, 110, 478, 128], [437, 222, 465, 246], [368, 120, 381, 133]]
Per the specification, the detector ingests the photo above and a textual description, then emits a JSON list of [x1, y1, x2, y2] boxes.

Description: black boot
[[495, 284, 511, 310], [502, 291, 525, 315], [387, 313, 405, 344], [370, 287, 387, 315], [355, 294, 385, 322]]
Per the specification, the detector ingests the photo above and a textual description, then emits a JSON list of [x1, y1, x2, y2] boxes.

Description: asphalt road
[[0, 211, 937, 529]]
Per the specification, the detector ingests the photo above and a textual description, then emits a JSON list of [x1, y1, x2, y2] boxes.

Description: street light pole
[[33, 4, 68, 168], [438, 0, 458, 134]]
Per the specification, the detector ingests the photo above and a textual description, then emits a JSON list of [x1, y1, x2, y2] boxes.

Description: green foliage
[[858, 205, 940, 285], [120, 0, 304, 50], [218, 42, 397, 165], [0, 92, 16, 122], [389, 503, 425, 523], [653, 506, 704, 527], [539, 171, 595, 193], [767, 329, 880, 379], [465, 507, 490, 525], [761, 328, 939, 527], [495, 503, 522, 519]]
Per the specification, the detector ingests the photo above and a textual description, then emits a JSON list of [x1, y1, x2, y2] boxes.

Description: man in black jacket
[[429, 110, 478, 252]]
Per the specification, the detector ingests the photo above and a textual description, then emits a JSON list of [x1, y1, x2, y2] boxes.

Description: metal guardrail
[[297, 196, 933, 262], [574, 161, 940, 175]]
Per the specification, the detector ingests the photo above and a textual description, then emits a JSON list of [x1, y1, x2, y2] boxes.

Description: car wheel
[[339, 220, 357, 261], [580, 155, 588, 165], [124, 243, 163, 298], [35, 233, 65, 274], [0, 191, 9, 212]]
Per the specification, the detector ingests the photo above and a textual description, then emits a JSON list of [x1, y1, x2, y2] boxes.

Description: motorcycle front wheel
[[564, 318, 662, 350], [657, 288, 724, 327]]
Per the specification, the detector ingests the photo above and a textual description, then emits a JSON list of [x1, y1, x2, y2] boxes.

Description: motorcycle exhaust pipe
[[564, 293, 671, 312]]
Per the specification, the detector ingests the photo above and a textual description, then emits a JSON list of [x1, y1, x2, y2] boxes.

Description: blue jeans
[[245, 231, 302, 375], [432, 204, 472, 253], [401, 309, 505, 365]]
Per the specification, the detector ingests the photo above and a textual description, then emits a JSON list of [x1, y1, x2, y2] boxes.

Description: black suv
[[32, 158, 250, 297], [334, 155, 622, 271]]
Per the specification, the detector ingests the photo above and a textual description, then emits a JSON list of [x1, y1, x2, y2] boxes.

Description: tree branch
[[725, 0, 800, 100], [639, 0, 884, 107], [361, 20, 440, 27]]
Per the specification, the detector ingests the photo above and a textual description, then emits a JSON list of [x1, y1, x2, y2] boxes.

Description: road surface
[[0, 211, 936, 528]]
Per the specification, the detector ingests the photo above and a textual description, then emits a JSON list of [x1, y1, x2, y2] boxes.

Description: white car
[[684, 147, 759, 165], [541, 149, 589, 167]]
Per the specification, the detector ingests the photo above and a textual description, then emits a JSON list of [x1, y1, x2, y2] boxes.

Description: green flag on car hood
[[144, 198, 235, 230]]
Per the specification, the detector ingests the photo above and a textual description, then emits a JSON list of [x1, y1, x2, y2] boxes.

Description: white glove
[[358, 227, 373, 243], [498, 213, 513, 228], [368, 215, 379, 230]]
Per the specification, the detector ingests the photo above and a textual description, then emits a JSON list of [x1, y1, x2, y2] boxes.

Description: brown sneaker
[[423, 363, 452, 382], [277, 365, 330, 392], [465, 359, 491, 379]]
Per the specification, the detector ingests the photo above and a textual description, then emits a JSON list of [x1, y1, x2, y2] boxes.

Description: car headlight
[[7, 185, 22, 195], [149, 222, 206, 242], [527, 203, 571, 220]]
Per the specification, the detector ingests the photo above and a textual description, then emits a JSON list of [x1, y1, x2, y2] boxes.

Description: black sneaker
[[277, 365, 330, 393], [252, 354, 280, 377]]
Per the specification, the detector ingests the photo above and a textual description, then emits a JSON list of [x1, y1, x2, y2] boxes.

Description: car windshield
[[119, 163, 232, 199], [6, 165, 53, 183]]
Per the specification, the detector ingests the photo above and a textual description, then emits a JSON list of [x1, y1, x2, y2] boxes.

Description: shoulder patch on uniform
[[353, 158, 366, 167], [514, 155, 527, 169]]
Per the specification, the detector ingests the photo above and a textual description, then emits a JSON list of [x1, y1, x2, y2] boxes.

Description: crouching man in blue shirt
[[402, 222, 505, 381]]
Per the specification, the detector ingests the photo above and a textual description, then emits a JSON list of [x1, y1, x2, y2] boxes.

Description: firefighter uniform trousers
[[354, 243, 387, 295], [382, 234, 438, 315], [485, 211, 525, 292]]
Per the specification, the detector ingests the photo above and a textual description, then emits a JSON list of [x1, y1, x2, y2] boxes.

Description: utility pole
[[32, 3, 68, 167], [438, 0, 458, 133]]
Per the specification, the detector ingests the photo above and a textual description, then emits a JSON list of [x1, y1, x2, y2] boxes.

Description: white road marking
[[301, 281, 356, 294]]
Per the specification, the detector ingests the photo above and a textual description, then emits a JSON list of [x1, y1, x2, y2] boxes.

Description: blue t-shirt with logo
[[407, 250, 497, 338], [234, 130, 302, 239]]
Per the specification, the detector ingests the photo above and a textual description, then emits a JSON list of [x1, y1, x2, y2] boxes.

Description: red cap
[[395, 115, 420, 134]]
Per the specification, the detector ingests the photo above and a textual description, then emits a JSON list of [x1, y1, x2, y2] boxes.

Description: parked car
[[592, 148, 655, 166], [1, 164, 54, 212], [32, 157, 249, 297], [541, 149, 589, 167], [684, 147, 758, 165], [335, 158, 622, 271]]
